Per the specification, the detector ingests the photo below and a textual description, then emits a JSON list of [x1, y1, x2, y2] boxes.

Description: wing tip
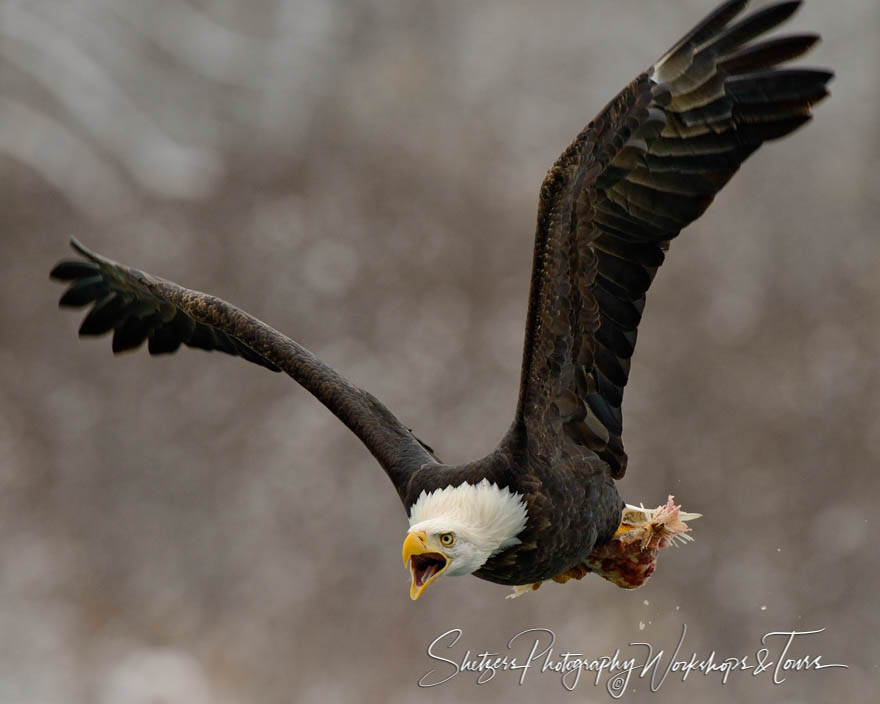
[[69, 236, 100, 262]]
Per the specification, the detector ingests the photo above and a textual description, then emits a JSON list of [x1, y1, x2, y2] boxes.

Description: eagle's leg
[[506, 496, 700, 598]]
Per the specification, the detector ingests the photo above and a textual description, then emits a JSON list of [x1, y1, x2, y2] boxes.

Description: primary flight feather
[[51, 0, 831, 600]]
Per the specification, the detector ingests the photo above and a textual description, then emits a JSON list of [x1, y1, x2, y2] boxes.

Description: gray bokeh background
[[2, 0, 877, 701]]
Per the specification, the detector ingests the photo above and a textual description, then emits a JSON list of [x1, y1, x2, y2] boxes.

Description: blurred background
[[1, 0, 877, 701]]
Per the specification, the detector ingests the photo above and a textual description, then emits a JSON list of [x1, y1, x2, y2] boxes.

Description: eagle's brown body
[[400, 444, 622, 585]]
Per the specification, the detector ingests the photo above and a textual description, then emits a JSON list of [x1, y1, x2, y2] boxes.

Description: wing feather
[[51, 238, 437, 491], [510, 0, 831, 477]]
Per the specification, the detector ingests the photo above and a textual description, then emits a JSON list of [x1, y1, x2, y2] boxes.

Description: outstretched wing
[[511, 0, 831, 477], [51, 238, 437, 492]]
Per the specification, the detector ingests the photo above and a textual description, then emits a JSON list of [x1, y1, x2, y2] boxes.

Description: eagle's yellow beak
[[402, 530, 450, 600]]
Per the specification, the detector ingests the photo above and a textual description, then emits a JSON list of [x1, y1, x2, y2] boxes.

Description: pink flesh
[[410, 554, 445, 587]]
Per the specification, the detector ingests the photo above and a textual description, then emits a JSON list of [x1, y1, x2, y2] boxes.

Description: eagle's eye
[[439, 532, 455, 547]]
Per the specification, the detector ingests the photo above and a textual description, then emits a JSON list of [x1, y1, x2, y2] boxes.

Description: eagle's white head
[[402, 478, 528, 599]]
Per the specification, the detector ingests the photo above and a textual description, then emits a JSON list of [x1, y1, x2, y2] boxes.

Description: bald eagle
[[50, 0, 830, 600]]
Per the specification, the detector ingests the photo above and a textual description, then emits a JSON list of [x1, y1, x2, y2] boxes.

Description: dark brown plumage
[[50, 1, 831, 590]]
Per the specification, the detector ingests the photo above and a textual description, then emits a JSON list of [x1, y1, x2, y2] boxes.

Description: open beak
[[402, 531, 450, 600]]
